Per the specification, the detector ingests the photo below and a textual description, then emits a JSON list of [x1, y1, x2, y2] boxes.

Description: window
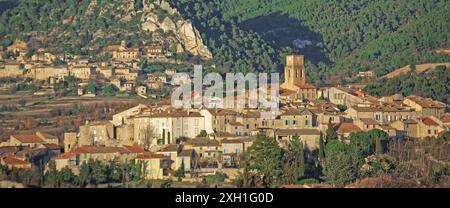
[[428, 130, 431, 134], [305, 120, 309, 126], [285, 120, 289, 125]]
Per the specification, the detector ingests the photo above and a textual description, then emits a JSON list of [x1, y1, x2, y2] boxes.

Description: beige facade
[[69, 66, 94, 80], [275, 129, 321, 150], [136, 153, 169, 180], [390, 117, 445, 139], [0, 62, 24, 78], [279, 108, 317, 129], [403, 95, 446, 118], [28, 64, 69, 81], [31, 51, 56, 63], [77, 121, 115, 146]]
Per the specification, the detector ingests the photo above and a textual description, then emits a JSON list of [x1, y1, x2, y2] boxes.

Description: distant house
[[333, 122, 362, 140], [157, 144, 181, 170], [357, 70, 375, 78], [184, 139, 221, 159], [144, 45, 166, 59], [54, 146, 136, 171], [136, 153, 170, 180], [441, 114, 450, 131], [1, 156, 32, 169], [275, 129, 321, 150], [176, 149, 196, 174], [6, 132, 59, 148], [220, 139, 252, 167], [403, 95, 446, 118], [390, 116, 445, 139]]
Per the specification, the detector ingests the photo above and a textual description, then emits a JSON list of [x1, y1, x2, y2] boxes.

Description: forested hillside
[[364, 66, 450, 103], [170, 0, 450, 101], [220, 0, 450, 75]]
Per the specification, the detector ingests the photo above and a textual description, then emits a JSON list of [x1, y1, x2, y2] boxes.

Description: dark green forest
[[364, 66, 450, 103]]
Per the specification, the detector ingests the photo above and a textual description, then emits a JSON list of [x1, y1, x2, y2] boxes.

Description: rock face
[[176, 21, 212, 59], [140, 0, 212, 59]]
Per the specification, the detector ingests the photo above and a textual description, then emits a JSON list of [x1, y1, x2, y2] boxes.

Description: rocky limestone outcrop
[[175, 20, 212, 59], [140, 0, 212, 59]]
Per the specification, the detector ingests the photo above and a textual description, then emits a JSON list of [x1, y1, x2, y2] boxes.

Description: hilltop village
[[0, 39, 449, 188]]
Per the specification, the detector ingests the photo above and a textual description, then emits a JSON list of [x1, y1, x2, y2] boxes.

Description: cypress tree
[[319, 131, 326, 161]]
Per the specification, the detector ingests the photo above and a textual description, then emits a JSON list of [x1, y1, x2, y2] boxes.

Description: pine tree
[[248, 133, 283, 187]]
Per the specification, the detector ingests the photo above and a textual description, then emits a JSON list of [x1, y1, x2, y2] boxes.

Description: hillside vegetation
[[364, 66, 450, 103]]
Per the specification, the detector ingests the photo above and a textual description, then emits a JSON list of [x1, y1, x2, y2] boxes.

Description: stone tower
[[283, 55, 306, 90]]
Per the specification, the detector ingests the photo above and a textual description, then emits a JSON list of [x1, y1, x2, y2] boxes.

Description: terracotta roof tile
[[422, 117, 439, 126], [11, 134, 45, 143], [333, 123, 361, 133], [440, 115, 450, 123], [72, 146, 130, 154], [42, 143, 61, 150], [123, 145, 146, 153], [2, 156, 31, 166]]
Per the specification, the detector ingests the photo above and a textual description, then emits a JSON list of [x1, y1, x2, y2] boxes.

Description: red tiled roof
[[406, 95, 446, 108], [440, 115, 450, 123], [2, 156, 31, 166], [42, 143, 61, 150], [160, 144, 179, 152], [123, 145, 146, 153], [333, 123, 361, 133], [422, 117, 439, 126], [72, 146, 130, 154], [11, 134, 45, 143], [295, 83, 317, 90]]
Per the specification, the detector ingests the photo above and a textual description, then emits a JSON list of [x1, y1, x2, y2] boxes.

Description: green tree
[[288, 136, 305, 182], [103, 85, 116, 96], [59, 167, 77, 187], [44, 161, 60, 188], [349, 129, 389, 158], [86, 82, 97, 94], [323, 149, 359, 188], [174, 162, 185, 181], [248, 133, 283, 187], [197, 130, 208, 137]]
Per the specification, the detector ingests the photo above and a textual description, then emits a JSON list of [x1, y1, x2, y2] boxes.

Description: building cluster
[[0, 54, 448, 183], [0, 39, 175, 97]]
